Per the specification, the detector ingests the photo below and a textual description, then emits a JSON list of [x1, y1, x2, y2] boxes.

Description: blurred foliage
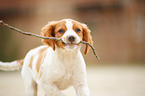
[[0, 27, 19, 61]]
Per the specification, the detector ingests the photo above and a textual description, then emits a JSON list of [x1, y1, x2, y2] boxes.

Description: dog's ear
[[82, 24, 93, 55], [41, 21, 57, 50]]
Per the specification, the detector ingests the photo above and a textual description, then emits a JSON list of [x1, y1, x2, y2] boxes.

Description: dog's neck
[[57, 45, 80, 53], [55, 46, 81, 61]]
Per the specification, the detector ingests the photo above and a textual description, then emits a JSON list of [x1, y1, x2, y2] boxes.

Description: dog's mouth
[[62, 42, 79, 46], [62, 41, 81, 49]]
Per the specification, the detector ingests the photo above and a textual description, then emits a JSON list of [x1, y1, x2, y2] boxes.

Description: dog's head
[[41, 19, 93, 55]]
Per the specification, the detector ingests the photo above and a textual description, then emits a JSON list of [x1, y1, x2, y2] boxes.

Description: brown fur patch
[[17, 59, 24, 66], [82, 24, 93, 55], [72, 20, 93, 55], [72, 20, 83, 40], [41, 21, 57, 50], [29, 56, 33, 69], [54, 21, 67, 49], [54, 21, 67, 36], [38, 68, 42, 80], [41, 20, 67, 50], [36, 47, 48, 72]]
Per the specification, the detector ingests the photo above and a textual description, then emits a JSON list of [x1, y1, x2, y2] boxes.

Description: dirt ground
[[0, 65, 145, 96]]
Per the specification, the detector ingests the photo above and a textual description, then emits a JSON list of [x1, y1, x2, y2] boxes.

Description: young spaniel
[[0, 19, 93, 96]]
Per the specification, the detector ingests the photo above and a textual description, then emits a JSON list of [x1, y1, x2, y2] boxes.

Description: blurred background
[[0, 0, 145, 96]]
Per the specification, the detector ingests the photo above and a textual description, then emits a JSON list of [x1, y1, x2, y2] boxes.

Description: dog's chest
[[51, 53, 76, 90], [40, 48, 80, 89], [54, 67, 73, 90]]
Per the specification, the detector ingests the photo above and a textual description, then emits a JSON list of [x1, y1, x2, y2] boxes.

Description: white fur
[[21, 45, 89, 96], [0, 60, 22, 71], [1, 19, 90, 96]]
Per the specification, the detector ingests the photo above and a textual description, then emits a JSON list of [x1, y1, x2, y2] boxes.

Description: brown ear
[[41, 21, 57, 50], [82, 24, 93, 55]]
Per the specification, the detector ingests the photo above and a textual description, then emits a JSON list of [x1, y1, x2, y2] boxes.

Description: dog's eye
[[76, 28, 81, 32], [58, 29, 65, 33]]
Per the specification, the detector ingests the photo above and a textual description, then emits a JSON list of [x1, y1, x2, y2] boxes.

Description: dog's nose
[[68, 36, 75, 42]]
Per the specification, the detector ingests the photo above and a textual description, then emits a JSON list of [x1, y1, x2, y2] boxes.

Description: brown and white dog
[[0, 19, 93, 96]]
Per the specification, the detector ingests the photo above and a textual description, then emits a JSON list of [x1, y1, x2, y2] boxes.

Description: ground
[[0, 65, 145, 96]]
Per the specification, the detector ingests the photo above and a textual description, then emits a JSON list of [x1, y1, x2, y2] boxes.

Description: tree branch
[[0, 20, 62, 41], [80, 41, 99, 60], [0, 20, 99, 59]]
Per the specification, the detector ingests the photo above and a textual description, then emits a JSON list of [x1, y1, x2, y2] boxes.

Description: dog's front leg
[[72, 72, 90, 96], [39, 81, 65, 96], [74, 83, 90, 96], [72, 63, 90, 96]]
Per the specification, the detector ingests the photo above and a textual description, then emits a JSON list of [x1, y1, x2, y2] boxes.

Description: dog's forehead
[[65, 19, 73, 29], [56, 19, 73, 28], [55, 19, 82, 29]]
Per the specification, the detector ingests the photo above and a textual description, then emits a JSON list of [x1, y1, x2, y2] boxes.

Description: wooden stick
[[0, 20, 99, 59], [80, 41, 99, 59], [0, 20, 62, 41]]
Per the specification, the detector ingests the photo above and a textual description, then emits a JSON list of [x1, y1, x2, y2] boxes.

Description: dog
[[0, 19, 93, 96]]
